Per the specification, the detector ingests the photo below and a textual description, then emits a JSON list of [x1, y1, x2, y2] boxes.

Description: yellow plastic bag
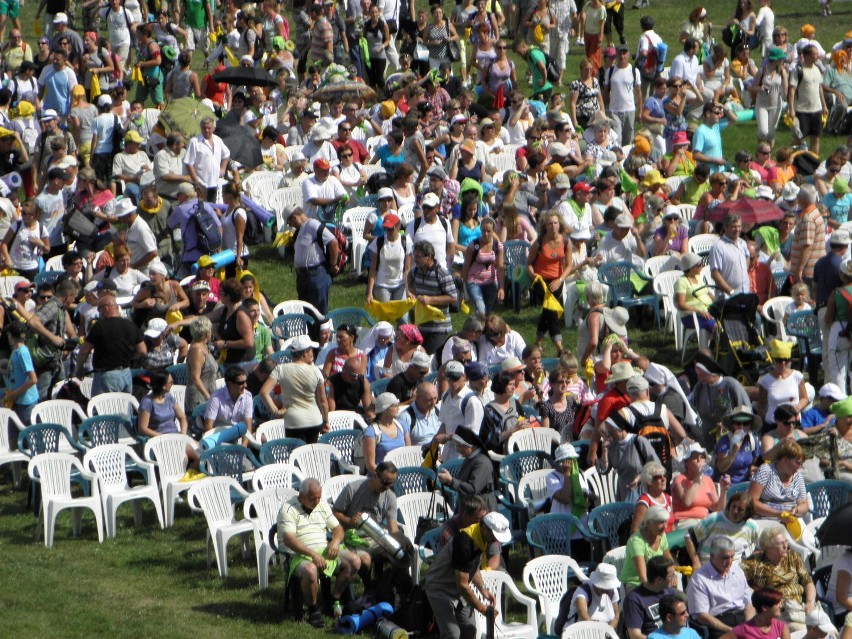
[[225, 46, 240, 67], [90, 73, 101, 99], [131, 65, 144, 84], [165, 309, 183, 325], [532, 275, 564, 318], [34, 18, 42, 36], [365, 299, 416, 322], [533, 24, 545, 45]]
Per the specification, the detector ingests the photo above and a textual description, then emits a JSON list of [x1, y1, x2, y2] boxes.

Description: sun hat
[[831, 396, 852, 418], [481, 512, 512, 544], [681, 441, 708, 463], [501, 357, 526, 372], [830, 230, 850, 247], [144, 318, 169, 338], [460, 139, 476, 154], [724, 404, 763, 430], [409, 350, 432, 370], [672, 131, 689, 146], [755, 185, 775, 200], [374, 392, 400, 415], [833, 177, 849, 195], [781, 182, 800, 202], [768, 47, 787, 61], [605, 361, 635, 384], [40, 109, 59, 121], [805, 610, 838, 637], [546, 163, 564, 181], [554, 443, 579, 462], [290, 334, 319, 352], [603, 307, 629, 337], [588, 563, 621, 591], [680, 252, 703, 271], [124, 130, 144, 144], [640, 169, 666, 189]]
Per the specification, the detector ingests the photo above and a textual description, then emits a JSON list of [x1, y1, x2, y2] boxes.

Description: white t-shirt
[[558, 201, 594, 240], [606, 65, 641, 113], [126, 215, 158, 269], [755, 7, 774, 49], [758, 370, 804, 424], [100, 5, 134, 48], [566, 582, 620, 627], [827, 552, 852, 615], [301, 174, 346, 220], [405, 216, 451, 269], [369, 235, 407, 289], [221, 207, 249, 257], [8, 220, 48, 270], [671, 52, 700, 85]]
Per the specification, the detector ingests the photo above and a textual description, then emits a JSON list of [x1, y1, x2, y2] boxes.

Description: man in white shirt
[[596, 213, 646, 264], [405, 192, 452, 269], [301, 158, 347, 220], [636, 16, 663, 98], [115, 202, 158, 273], [436, 361, 484, 461], [184, 116, 230, 202], [669, 38, 705, 113], [153, 132, 190, 201], [603, 45, 642, 146], [709, 213, 750, 295]]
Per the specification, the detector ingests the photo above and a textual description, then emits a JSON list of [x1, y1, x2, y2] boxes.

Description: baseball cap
[[615, 213, 634, 229], [377, 187, 394, 201], [98, 94, 113, 107], [409, 350, 432, 371], [482, 512, 512, 544], [191, 279, 211, 292], [53, 12, 69, 23], [144, 318, 169, 338], [290, 334, 320, 352], [820, 383, 845, 401], [14, 281, 34, 293], [124, 130, 144, 144], [445, 360, 465, 380], [464, 362, 489, 382], [422, 192, 440, 208], [427, 166, 448, 181], [382, 213, 400, 229], [197, 255, 215, 268], [572, 181, 594, 194], [313, 158, 330, 171], [40, 109, 59, 121], [450, 114, 468, 126], [626, 374, 649, 393]]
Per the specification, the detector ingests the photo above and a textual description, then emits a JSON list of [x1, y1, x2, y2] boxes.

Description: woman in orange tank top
[[526, 211, 572, 355]]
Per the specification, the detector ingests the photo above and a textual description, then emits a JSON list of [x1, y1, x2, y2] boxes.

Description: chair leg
[[132, 500, 144, 528]]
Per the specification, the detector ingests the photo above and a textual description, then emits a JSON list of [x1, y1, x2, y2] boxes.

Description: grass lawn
[[1, 0, 848, 635]]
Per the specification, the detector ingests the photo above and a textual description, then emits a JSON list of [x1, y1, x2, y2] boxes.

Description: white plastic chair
[[490, 152, 517, 173], [689, 234, 720, 256], [643, 255, 680, 278], [473, 570, 538, 639], [583, 466, 620, 507], [0, 275, 28, 297], [523, 555, 589, 634], [384, 445, 425, 469], [32, 399, 89, 446], [653, 270, 683, 344], [560, 620, 620, 639], [507, 428, 561, 455], [83, 443, 164, 538], [602, 545, 627, 601], [87, 392, 140, 445], [676, 204, 696, 224], [170, 384, 186, 410], [341, 206, 375, 276], [397, 204, 415, 226], [143, 433, 199, 527], [243, 171, 282, 207], [271, 299, 323, 319], [269, 187, 304, 232], [28, 452, 104, 547], [361, 163, 386, 179], [515, 469, 555, 517], [327, 410, 368, 432], [396, 492, 454, 545], [0, 408, 27, 487], [365, 135, 385, 156], [665, 176, 684, 193], [243, 487, 297, 589], [187, 476, 253, 577], [285, 144, 304, 161], [762, 296, 794, 342], [248, 419, 289, 448], [289, 443, 357, 484], [251, 462, 302, 491], [322, 474, 362, 505], [44, 254, 65, 272]]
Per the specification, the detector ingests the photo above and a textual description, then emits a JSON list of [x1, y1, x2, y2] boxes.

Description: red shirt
[[748, 261, 774, 306], [331, 138, 369, 163], [597, 388, 630, 423]]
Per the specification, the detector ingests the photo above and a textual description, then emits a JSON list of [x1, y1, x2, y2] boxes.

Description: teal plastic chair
[[598, 260, 661, 329], [393, 467, 436, 497], [807, 480, 852, 519], [786, 310, 822, 383], [258, 437, 306, 465], [587, 501, 635, 556], [526, 513, 591, 557], [504, 240, 532, 313], [326, 307, 375, 330]]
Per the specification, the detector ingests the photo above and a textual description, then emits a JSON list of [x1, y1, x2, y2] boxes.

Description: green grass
[[2, 0, 849, 635]]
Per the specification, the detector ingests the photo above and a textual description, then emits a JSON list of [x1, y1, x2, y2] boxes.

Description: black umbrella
[[816, 502, 852, 548], [211, 66, 276, 87], [215, 122, 263, 169]]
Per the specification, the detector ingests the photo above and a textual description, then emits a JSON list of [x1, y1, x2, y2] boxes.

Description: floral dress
[[569, 78, 601, 128], [662, 94, 687, 142]]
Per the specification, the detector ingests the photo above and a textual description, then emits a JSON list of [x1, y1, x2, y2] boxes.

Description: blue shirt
[[823, 192, 852, 224], [648, 627, 702, 639], [375, 145, 405, 173], [8, 344, 37, 406], [92, 113, 116, 155], [365, 421, 409, 465], [397, 403, 441, 447], [38, 65, 76, 116], [167, 197, 223, 263], [692, 121, 728, 173], [802, 405, 830, 430]]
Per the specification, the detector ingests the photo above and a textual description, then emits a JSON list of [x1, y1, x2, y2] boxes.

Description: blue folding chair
[[598, 260, 661, 329]]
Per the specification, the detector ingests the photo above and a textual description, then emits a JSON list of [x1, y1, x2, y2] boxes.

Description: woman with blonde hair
[[631, 461, 675, 534], [68, 85, 97, 166], [527, 211, 572, 354], [185, 316, 218, 413], [496, 203, 537, 244]]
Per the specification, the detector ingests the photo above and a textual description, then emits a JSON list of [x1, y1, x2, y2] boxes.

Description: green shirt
[[621, 531, 670, 587], [184, 0, 211, 30], [529, 48, 552, 96], [254, 323, 272, 362], [679, 177, 710, 206]]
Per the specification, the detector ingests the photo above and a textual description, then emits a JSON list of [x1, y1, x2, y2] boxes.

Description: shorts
[[0, 0, 20, 19], [797, 111, 823, 138]]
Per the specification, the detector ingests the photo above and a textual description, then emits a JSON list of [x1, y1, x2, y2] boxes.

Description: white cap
[[422, 192, 440, 208], [98, 94, 113, 107], [482, 512, 512, 544], [681, 441, 708, 463], [290, 334, 319, 352], [805, 610, 838, 637], [144, 317, 168, 338], [377, 187, 394, 200], [554, 443, 579, 462], [615, 213, 634, 229], [147, 260, 168, 276], [820, 382, 845, 401], [53, 12, 69, 23]]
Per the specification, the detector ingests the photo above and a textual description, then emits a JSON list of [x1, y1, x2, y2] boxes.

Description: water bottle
[[333, 600, 343, 620], [353, 513, 407, 563]]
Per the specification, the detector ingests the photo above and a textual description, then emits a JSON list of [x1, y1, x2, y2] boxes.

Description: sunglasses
[[496, 45, 507, 50], [828, 167, 841, 173], [230, 379, 248, 386], [783, 419, 801, 426], [776, 357, 791, 363], [340, 153, 352, 158], [340, 127, 352, 131]]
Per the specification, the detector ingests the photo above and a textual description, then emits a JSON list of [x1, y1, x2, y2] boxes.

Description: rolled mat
[[337, 602, 394, 635], [200, 421, 248, 450], [511, 264, 533, 289], [190, 249, 236, 273], [735, 109, 754, 122]]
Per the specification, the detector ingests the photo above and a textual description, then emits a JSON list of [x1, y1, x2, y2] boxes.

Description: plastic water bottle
[[333, 600, 343, 620]]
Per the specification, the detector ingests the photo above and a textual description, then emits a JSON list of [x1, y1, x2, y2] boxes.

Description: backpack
[[613, 403, 673, 480], [191, 198, 223, 255], [316, 221, 348, 276], [228, 205, 264, 247], [373, 233, 409, 272], [531, 46, 560, 84], [480, 398, 522, 455], [110, 114, 125, 156], [636, 35, 667, 81], [17, 115, 39, 155]]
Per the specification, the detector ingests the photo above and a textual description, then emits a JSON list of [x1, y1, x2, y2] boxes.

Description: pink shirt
[[731, 618, 786, 639], [672, 474, 716, 521]]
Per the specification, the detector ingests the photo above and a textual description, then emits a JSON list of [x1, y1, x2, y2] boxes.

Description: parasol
[[312, 81, 378, 103], [212, 66, 277, 87], [158, 98, 215, 138], [697, 197, 785, 225], [816, 502, 852, 548], [215, 121, 263, 169]]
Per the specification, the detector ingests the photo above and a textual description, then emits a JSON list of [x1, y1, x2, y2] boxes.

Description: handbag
[[414, 41, 429, 61], [449, 39, 461, 62], [144, 74, 160, 89], [414, 488, 441, 543]]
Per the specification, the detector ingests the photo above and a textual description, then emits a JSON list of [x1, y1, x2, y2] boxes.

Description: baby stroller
[[710, 293, 772, 384]]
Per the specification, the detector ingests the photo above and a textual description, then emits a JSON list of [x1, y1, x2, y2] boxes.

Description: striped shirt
[[277, 495, 339, 551], [790, 205, 826, 280], [310, 16, 333, 62], [409, 263, 457, 334]]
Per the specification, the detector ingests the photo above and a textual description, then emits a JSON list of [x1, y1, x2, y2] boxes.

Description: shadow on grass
[[191, 599, 286, 624]]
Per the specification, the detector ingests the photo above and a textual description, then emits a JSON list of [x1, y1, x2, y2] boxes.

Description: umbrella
[[158, 98, 215, 138], [816, 502, 852, 548], [312, 81, 377, 103], [697, 197, 785, 225], [215, 122, 262, 169], [212, 66, 276, 87]]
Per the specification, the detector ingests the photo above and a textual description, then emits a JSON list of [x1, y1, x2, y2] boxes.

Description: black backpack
[[316, 222, 348, 276], [191, 199, 223, 255], [612, 403, 673, 480], [531, 47, 559, 84]]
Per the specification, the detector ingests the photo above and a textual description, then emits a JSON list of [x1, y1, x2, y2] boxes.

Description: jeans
[[92, 368, 133, 396], [296, 266, 332, 316], [608, 110, 636, 146], [14, 402, 34, 426], [466, 281, 498, 317], [36, 362, 64, 400]]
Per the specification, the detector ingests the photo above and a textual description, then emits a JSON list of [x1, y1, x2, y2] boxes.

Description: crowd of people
[[6, 0, 852, 637]]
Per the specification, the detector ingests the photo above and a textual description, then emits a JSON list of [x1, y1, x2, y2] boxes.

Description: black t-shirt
[[329, 372, 364, 412], [623, 585, 677, 635], [451, 529, 482, 575], [86, 316, 144, 370], [386, 371, 417, 403]]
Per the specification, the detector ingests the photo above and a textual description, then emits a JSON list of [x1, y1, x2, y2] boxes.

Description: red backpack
[[316, 222, 348, 277]]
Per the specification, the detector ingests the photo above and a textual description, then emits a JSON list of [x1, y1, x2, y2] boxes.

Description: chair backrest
[[762, 296, 794, 341], [340, 207, 374, 238], [643, 255, 680, 278], [170, 384, 187, 409], [652, 270, 683, 299], [370, 378, 391, 397], [503, 241, 531, 270], [259, 437, 306, 465], [144, 433, 196, 480], [675, 203, 696, 223], [327, 411, 368, 432], [251, 462, 302, 491], [392, 467, 436, 497], [18, 423, 81, 457], [396, 492, 453, 542], [499, 451, 553, 500], [597, 261, 639, 299], [254, 419, 289, 445], [690, 234, 720, 255], [588, 502, 635, 550], [397, 204, 415, 226], [27, 452, 85, 498], [31, 400, 87, 437], [786, 310, 821, 345], [560, 620, 620, 639], [0, 275, 27, 297], [326, 307, 375, 330], [289, 443, 344, 484], [384, 445, 424, 469], [272, 300, 323, 319], [523, 555, 588, 631], [806, 480, 852, 519], [602, 545, 627, 575], [270, 313, 314, 343], [244, 487, 297, 538], [527, 513, 585, 556], [77, 415, 127, 448], [507, 428, 561, 455], [0, 407, 25, 453], [583, 466, 620, 507], [322, 474, 362, 503], [199, 444, 259, 483], [187, 476, 246, 526], [87, 392, 140, 419], [318, 429, 360, 465], [83, 443, 139, 491], [166, 363, 189, 385]]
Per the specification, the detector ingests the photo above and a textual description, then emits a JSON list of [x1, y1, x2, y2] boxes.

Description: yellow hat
[[16, 101, 34, 118], [380, 100, 396, 119], [770, 339, 794, 359], [546, 163, 564, 180], [801, 24, 815, 37], [197, 255, 215, 268], [633, 135, 652, 156], [640, 169, 665, 189], [124, 130, 144, 144]]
